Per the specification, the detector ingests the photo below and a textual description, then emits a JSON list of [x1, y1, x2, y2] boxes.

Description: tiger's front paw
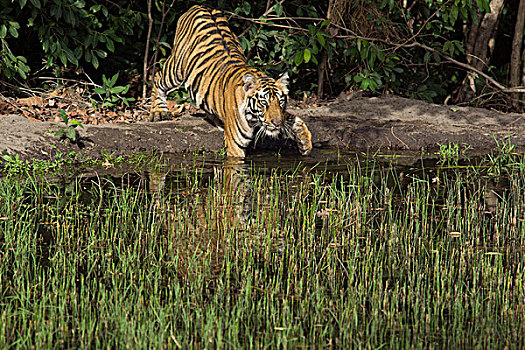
[[149, 108, 171, 122], [292, 117, 312, 156]]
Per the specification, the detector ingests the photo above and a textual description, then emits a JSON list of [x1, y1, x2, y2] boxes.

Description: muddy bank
[[1, 95, 524, 161]]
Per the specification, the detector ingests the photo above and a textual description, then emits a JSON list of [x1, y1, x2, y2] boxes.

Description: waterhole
[[1, 151, 524, 348]]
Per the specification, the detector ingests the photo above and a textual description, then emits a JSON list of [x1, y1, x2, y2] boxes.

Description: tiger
[[150, 5, 312, 158]]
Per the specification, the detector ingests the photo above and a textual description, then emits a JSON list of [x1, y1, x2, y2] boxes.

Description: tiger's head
[[240, 72, 290, 139]]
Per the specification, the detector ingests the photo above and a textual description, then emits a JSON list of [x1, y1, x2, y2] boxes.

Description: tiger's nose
[[271, 119, 282, 126]]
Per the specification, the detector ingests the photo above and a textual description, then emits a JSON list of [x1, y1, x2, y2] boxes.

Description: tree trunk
[[317, 0, 349, 98], [522, 39, 525, 88], [510, 0, 525, 109], [142, 0, 154, 100], [455, 0, 505, 103], [317, 52, 329, 97], [317, 0, 334, 98]]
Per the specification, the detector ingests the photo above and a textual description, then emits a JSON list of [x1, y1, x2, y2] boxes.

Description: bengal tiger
[[150, 5, 312, 158]]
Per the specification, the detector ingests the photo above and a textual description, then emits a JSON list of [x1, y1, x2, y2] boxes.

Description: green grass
[[1, 154, 524, 348]]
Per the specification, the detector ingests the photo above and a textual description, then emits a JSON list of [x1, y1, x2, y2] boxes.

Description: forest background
[[1, 0, 525, 116]]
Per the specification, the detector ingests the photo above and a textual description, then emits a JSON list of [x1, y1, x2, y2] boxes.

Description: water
[[1, 151, 524, 347]]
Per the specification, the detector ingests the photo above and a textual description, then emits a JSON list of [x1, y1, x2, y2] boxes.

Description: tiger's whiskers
[[253, 127, 266, 147]]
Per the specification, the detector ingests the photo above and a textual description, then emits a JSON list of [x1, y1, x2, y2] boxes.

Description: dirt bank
[[1, 95, 524, 161]]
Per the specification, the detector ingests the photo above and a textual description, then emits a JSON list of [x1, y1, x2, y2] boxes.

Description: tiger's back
[[153, 6, 251, 118], [150, 5, 312, 158]]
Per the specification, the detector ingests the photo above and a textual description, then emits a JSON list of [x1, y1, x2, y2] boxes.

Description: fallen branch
[[390, 126, 409, 150], [413, 42, 525, 94]]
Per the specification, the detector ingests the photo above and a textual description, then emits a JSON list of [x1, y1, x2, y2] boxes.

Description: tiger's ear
[[277, 72, 289, 94], [242, 73, 258, 93]]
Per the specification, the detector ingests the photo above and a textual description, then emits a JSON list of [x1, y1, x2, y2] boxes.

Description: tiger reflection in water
[[146, 159, 266, 278]]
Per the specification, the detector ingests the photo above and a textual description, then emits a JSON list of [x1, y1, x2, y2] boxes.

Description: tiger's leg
[[291, 116, 312, 155], [224, 134, 247, 158], [150, 58, 182, 121]]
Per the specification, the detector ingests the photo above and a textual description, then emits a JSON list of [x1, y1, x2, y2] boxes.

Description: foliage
[[0, 0, 138, 72], [230, 0, 492, 100], [435, 142, 472, 165], [0, 8, 30, 79], [0, 151, 25, 173], [93, 73, 135, 109], [54, 109, 84, 143], [0, 0, 520, 108], [487, 137, 519, 173]]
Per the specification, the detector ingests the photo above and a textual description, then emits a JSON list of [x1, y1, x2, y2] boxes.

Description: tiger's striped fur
[[150, 5, 312, 158]]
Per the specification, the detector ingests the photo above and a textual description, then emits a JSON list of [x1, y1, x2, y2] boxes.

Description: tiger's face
[[241, 72, 289, 138]]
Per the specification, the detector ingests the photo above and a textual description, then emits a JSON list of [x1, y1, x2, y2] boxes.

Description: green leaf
[[106, 39, 114, 52], [19, 0, 27, 8], [423, 51, 431, 64], [303, 49, 312, 63], [482, 0, 490, 12], [59, 109, 68, 124], [54, 129, 65, 138], [274, 2, 283, 16], [74, 47, 82, 59], [111, 33, 123, 43], [0, 25, 6, 39], [361, 78, 370, 90], [92, 54, 99, 69], [66, 127, 77, 142], [433, 51, 441, 63], [370, 47, 376, 68], [110, 86, 126, 94], [317, 32, 326, 48], [29, 0, 41, 9], [58, 51, 67, 66], [63, 47, 78, 65], [95, 50, 107, 58], [308, 25, 315, 37], [242, 2, 251, 15], [369, 79, 377, 92], [84, 35, 92, 48], [8, 25, 18, 38], [69, 120, 84, 128], [109, 73, 119, 87], [17, 69, 27, 80], [294, 51, 303, 66], [377, 48, 385, 62], [450, 6, 458, 25], [93, 87, 106, 94], [454, 40, 465, 54]]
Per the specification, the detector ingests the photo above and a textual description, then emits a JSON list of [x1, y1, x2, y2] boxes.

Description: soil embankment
[[1, 95, 524, 160]]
